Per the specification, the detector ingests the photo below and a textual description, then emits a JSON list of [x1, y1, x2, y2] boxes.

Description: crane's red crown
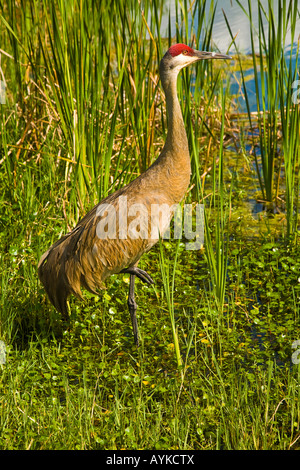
[[168, 43, 194, 57]]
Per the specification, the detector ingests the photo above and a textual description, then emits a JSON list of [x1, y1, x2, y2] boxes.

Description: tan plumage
[[38, 44, 230, 345]]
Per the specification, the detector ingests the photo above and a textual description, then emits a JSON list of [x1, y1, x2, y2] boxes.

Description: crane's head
[[160, 43, 231, 82]]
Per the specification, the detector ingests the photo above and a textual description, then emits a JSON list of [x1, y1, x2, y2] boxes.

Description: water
[[160, 0, 300, 112], [161, 0, 300, 54], [207, 0, 300, 54]]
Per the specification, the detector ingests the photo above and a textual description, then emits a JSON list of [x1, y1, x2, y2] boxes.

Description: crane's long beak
[[194, 50, 232, 60]]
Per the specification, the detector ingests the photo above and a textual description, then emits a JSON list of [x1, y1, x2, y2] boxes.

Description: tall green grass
[[0, 0, 165, 224], [159, 238, 184, 377], [202, 85, 231, 311], [228, 0, 300, 239]]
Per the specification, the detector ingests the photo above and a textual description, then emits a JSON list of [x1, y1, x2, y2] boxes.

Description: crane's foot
[[121, 267, 154, 286], [121, 268, 154, 347]]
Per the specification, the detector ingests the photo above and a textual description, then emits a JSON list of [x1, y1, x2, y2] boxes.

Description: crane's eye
[[182, 50, 188, 55]]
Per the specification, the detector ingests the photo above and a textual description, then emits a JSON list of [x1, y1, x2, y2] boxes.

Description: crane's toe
[[121, 267, 154, 285]]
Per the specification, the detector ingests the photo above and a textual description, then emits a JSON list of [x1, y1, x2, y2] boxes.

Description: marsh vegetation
[[0, 0, 300, 450]]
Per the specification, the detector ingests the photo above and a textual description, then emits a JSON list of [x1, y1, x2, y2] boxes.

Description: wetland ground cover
[[0, 0, 300, 450]]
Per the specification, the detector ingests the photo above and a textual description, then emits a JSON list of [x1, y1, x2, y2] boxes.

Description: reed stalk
[[159, 238, 183, 377], [202, 84, 230, 310]]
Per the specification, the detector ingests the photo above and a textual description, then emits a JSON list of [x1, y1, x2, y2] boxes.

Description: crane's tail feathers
[[38, 227, 84, 317]]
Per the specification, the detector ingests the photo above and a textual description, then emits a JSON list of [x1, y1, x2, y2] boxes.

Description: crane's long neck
[[162, 70, 189, 156], [152, 67, 191, 202]]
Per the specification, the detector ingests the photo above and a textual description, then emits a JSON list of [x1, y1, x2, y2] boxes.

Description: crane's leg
[[121, 267, 154, 346], [128, 274, 139, 347]]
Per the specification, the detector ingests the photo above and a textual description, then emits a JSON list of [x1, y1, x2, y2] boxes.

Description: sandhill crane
[[38, 43, 230, 346]]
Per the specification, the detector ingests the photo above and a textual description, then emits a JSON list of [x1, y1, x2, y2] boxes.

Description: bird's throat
[[159, 73, 191, 195]]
